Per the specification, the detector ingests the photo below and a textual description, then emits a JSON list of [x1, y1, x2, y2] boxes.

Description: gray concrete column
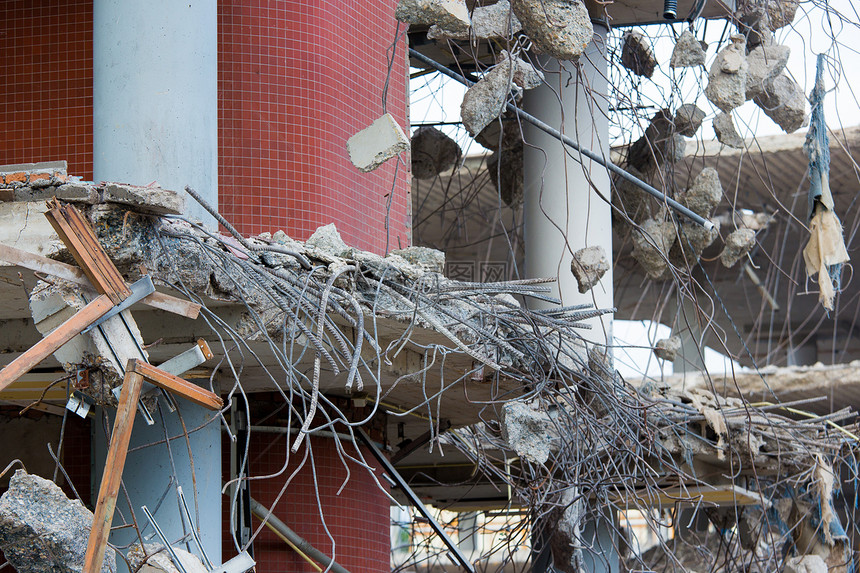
[[93, 0, 217, 226]]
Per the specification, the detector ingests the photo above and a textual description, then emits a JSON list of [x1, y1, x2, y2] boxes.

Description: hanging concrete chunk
[[754, 73, 807, 133], [611, 165, 651, 224], [654, 335, 681, 361], [632, 218, 677, 279], [705, 35, 748, 113], [720, 228, 757, 267], [461, 57, 521, 136], [395, 0, 470, 35], [713, 112, 744, 148], [674, 104, 705, 137], [0, 470, 116, 573], [745, 43, 791, 100], [512, 0, 593, 61], [670, 218, 720, 266], [784, 555, 827, 573], [680, 167, 723, 217], [670, 29, 706, 68], [487, 144, 523, 206], [621, 31, 656, 78], [428, 0, 522, 39], [411, 127, 462, 179], [347, 113, 410, 173], [505, 51, 544, 90], [570, 246, 609, 293], [501, 400, 558, 464]]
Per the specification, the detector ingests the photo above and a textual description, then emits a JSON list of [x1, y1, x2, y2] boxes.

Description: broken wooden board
[[607, 484, 772, 509], [130, 359, 223, 410]]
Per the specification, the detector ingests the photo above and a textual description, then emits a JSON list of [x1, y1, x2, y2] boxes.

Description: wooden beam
[[0, 294, 115, 393], [0, 242, 201, 319], [607, 484, 772, 509], [83, 368, 144, 573], [130, 359, 223, 411], [44, 200, 131, 304]]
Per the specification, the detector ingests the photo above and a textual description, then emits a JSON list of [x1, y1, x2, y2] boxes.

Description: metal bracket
[[82, 275, 155, 334], [65, 391, 94, 419]]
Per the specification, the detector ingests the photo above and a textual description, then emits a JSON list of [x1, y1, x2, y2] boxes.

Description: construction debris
[[128, 544, 209, 573], [705, 35, 749, 113], [611, 165, 651, 224], [680, 167, 723, 217], [720, 228, 757, 267], [461, 56, 522, 136], [744, 43, 791, 101], [428, 0, 521, 39], [626, 110, 685, 175], [511, 0, 593, 61], [389, 245, 445, 273], [395, 0, 470, 35], [670, 29, 707, 68], [505, 51, 544, 90], [754, 74, 807, 133], [411, 127, 462, 179], [620, 31, 656, 78], [713, 111, 745, 148], [346, 113, 410, 172], [632, 218, 676, 279], [784, 555, 828, 573], [487, 143, 524, 206], [0, 470, 116, 573], [654, 336, 681, 361], [570, 246, 609, 293], [501, 400, 558, 464], [674, 104, 705, 137]]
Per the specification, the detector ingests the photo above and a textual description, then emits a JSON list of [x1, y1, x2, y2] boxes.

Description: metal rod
[[408, 48, 714, 231], [248, 497, 351, 573], [141, 505, 191, 573], [356, 428, 477, 573], [177, 486, 214, 570]]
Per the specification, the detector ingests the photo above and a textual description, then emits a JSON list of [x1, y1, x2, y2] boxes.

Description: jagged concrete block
[[461, 57, 521, 136], [621, 31, 656, 78], [487, 144, 523, 206], [128, 544, 208, 573], [411, 127, 461, 179], [632, 218, 676, 279], [347, 113, 410, 173], [745, 43, 790, 100], [102, 182, 185, 215], [305, 223, 352, 258], [654, 336, 681, 361], [784, 555, 827, 573], [512, 0, 593, 61], [680, 167, 723, 217], [505, 51, 544, 90], [671, 218, 720, 266], [428, 0, 521, 39], [390, 246, 445, 273], [395, 0, 470, 35], [0, 470, 116, 573], [670, 29, 706, 68], [754, 73, 807, 133], [713, 112, 744, 148], [720, 228, 756, 267], [570, 246, 609, 293], [501, 401, 557, 464], [674, 104, 705, 137], [705, 35, 748, 113]]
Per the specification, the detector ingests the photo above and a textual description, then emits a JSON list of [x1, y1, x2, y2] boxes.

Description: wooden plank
[[607, 484, 771, 509], [130, 360, 223, 410], [0, 294, 115, 393], [83, 369, 144, 573], [44, 200, 131, 304], [0, 242, 201, 319]]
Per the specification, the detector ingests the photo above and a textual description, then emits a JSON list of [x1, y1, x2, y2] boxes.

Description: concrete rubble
[[128, 544, 208, 573], [390, 245, 446, 273], [713, 111, 745, 148], [620, 31, 656, 78], [673, 103, 705, 137], [611, 165, 651, 224], [0, 470, 116, 573], [428, 0, 521, 40], [744, 43, 791, 101], [625, 110, 686, 175], [500, 400, 558, 464], [505, 51, 544, 90], [461, 54, 524, 136], [478, 110, 524, 206], [346, 113, 410, 172], [705, 35, 749, 113], [720, 227, 757, 267], [784, 555, 828, 573], [754, 73, 807, 133], [680, 167, 723, 218], [395, 0, 470, 35], [670, 29, 707, 68], [569, 246, 609, 293], [411, 126, 462, 179], [632, 218, 677, 279], [654, 335, 681, 361], [511, 0, 593, 61]]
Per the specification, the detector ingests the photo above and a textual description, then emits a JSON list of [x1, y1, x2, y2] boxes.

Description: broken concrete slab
[[501, 400, 558, 464], [654, 336, 681, 361], [102, 182, 185, 216], [347, 113, 410, 173], [754, 73, 807, 133], [512, 0, 593, 61], [632, 218, 676, 279], [745, 43, 791, 100], [389, 246, 445, 274], [680, 167, 723, 217], [713, 112, 745, 148], [305, 223, 354, 259], [720, 228, 757, 267], [395, 0, 470, 35], [621, 31, 656, 78], [128, 543, 209, 573], [428, 0, 521, 39], [0, 470, 116, 573], [670, 29, 706, 69], [570, 246, 609, 293], [705, 35, 748, 113], [411, 127, 462, 179], [461, 57, 521, 136], [674, 104, 705, 137]]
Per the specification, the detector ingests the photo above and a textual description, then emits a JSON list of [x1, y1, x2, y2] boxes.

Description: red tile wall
[[0, 1, 94, 179], [222, 434, 391, 573], [218, 1, 412, 253]]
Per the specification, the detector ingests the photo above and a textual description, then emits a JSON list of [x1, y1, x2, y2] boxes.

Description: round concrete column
[[523, 27, 613, 348], [93, 0, 217, 226]]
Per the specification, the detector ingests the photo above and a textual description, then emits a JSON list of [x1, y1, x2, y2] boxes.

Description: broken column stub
[[395, 0, 470, 35], [670, 29, 706, 68], [705, 35, 748, 113], [0, 470, 116, 573], [411, 127, 462, 179], [501, 400, 558, 464], [713, 112, 744, 148], [754, 73, 807, 133], [570, 246, 609, 293], [744, 43, 790, 101], [347, 113, 410, 173], [512, 0, 593, 61], [620, 31, 656, 78]]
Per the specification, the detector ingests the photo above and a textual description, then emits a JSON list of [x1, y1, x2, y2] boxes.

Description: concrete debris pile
[[128, 544, 209, 573], [0, 470, 116, 573]]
